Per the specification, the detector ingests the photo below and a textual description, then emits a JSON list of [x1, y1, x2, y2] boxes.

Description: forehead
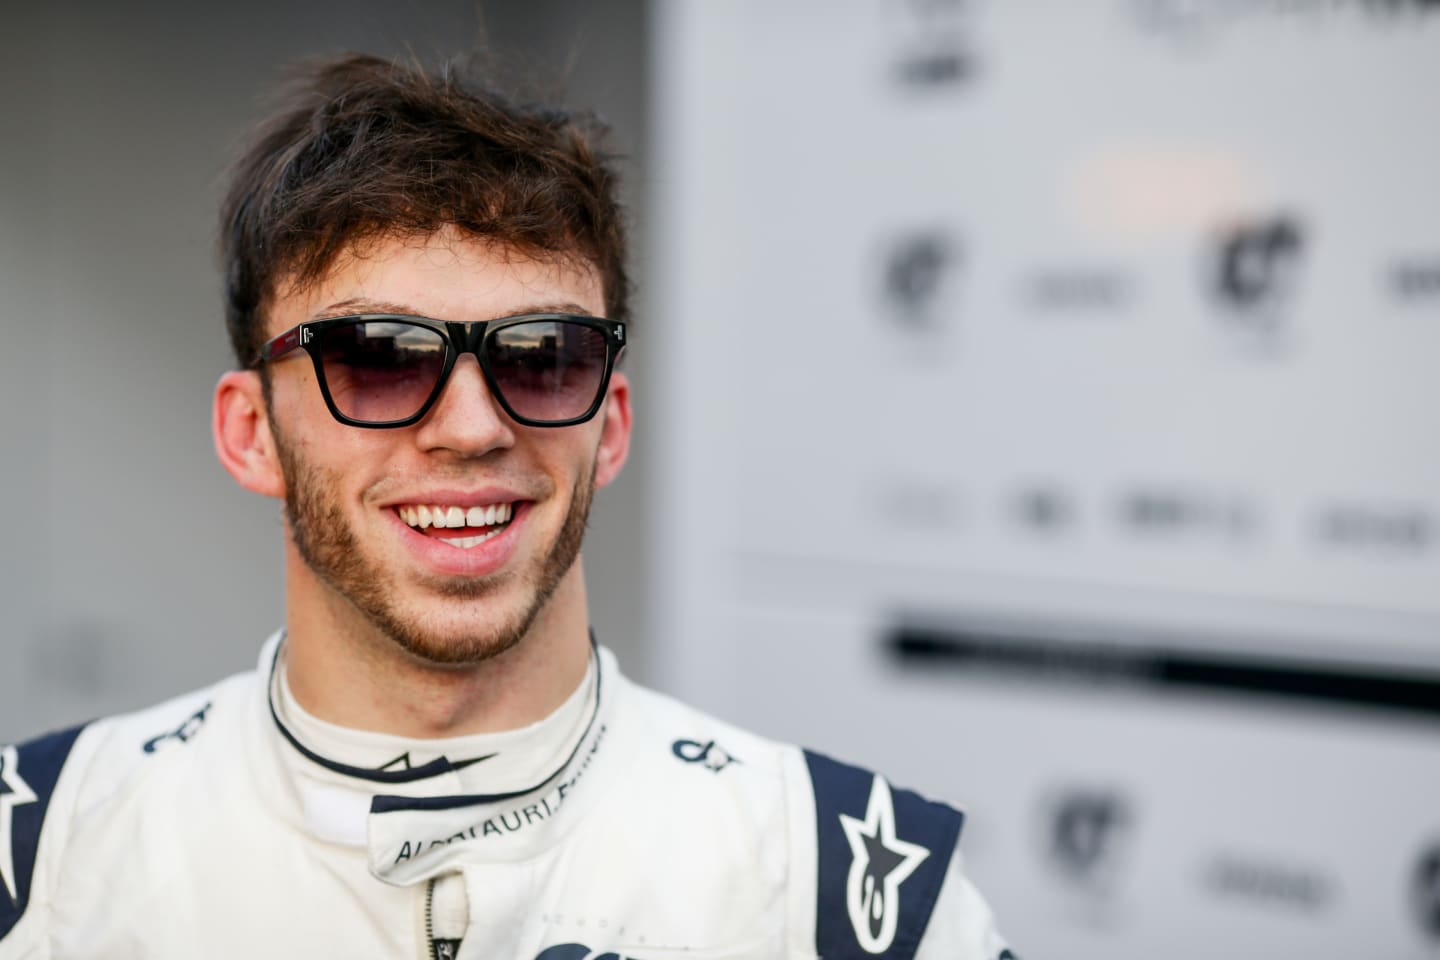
[[268, 229, 604, 335]]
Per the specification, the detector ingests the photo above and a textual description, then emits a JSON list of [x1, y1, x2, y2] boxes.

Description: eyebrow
[[310, 298, 598, 320]]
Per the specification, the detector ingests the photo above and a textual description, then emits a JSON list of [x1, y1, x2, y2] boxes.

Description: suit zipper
[[424, 877, 438, 960], [424, 875, 466, 960]]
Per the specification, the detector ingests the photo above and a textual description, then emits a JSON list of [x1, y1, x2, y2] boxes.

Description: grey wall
[[0, 0, 651, 742]]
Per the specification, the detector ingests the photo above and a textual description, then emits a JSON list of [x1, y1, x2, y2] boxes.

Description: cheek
[[526, 431, 603, 488], [274, 418, 397, 496], [270, 365, 321, 414]]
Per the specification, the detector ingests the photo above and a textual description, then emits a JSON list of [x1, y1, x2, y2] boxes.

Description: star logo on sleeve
[[838, 774, 931, 954], [1, 745, 39, 904]]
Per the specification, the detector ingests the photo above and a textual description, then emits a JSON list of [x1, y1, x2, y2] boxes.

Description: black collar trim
[[266, 632, 601, 788]]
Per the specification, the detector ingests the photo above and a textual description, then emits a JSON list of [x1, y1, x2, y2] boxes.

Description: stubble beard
[[275, 434, 595, 667]]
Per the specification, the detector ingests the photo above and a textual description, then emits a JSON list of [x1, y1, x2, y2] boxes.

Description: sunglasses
[[253, 313, 626, 428]]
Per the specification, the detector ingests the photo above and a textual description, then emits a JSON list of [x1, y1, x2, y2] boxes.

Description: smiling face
[[229, 230, 630, 667]]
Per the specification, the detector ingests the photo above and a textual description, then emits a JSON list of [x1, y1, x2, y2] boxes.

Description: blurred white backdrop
[[647, 2, 1440, 957]]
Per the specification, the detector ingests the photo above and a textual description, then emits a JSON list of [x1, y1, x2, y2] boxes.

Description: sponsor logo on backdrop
[[1135, 0, 1440, 43], [876, 229, 965, 366], [1412, 843, 1440, 941], [1118, 488, 1256, 543], [1046, 789, 1133, 895], [1013, 485, 1077, 534], [888, 0, 980, 89], [1210, 215, 1306, 348], [874, 477, 962, 532], [1389, 260, 1440, 301], [1025, 270, 1131, 311], [1202, 855, 1333, 912], [881, 230, 960, 329], [1316, 503, 1433, 554]]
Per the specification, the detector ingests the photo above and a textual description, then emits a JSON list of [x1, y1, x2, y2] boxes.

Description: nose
[[413, 354, 516, 457]]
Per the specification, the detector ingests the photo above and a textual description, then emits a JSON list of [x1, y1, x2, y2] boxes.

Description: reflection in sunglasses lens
[[486, 321, 608, 423], [319, 321, 447, 423]]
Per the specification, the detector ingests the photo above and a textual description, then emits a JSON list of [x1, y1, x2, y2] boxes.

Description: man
[[0, 54, 1012, 959]]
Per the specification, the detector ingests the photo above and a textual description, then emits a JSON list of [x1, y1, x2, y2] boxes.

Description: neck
[[282, 552, 593, 739]]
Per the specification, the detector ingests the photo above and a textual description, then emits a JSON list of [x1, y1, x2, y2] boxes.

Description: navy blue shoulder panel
[[0, 723, 87, 941], [805, 749, 964, 960]]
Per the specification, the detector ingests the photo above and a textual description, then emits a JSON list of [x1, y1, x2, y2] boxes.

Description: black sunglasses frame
[[253, 312, 626, 429]]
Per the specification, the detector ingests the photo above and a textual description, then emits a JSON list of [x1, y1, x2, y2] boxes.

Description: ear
[[214, 370, 285, 498], [593, 371, 632, 490]]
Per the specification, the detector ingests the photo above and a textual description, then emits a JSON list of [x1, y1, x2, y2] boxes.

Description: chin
[[381, 615, 529, 667], [395, 633, 523, 668], [275, 422, 595, 669], [371, 575, 561, 664], [358, 588, 539, 667]]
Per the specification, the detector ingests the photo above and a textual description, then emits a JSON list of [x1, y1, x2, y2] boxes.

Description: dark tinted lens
[[317, 321, 447, 423], [485, 320, 609, 423]]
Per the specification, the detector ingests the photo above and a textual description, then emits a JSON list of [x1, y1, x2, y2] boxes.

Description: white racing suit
[[0, 634, 1013, 959]]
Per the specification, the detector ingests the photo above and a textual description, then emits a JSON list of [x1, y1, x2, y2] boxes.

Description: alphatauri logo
[[142, 702, 212, 754], [1212, 216, 1305, 328], [671, 738, 739, 773], [839, 775, 931, 953], [1048, 790, 1131, 888], [882, 231, 957, 326]]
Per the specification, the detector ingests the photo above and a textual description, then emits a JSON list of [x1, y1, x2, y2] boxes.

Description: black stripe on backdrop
[[888, 624, 1440, 720]]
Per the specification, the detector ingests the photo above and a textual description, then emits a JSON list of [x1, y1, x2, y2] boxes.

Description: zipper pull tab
[[425, 873, 469, 960]]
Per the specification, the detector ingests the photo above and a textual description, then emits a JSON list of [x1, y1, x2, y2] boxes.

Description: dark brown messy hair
[[220, 53, 629, 367]]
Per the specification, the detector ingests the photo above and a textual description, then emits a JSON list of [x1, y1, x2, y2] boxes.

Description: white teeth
[[439, 528, 503, 549], [400, 501, 516, 530]]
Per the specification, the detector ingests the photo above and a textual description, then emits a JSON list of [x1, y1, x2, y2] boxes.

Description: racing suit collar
[[253, 631, 619, 887], [271, 636, 598, 790]]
